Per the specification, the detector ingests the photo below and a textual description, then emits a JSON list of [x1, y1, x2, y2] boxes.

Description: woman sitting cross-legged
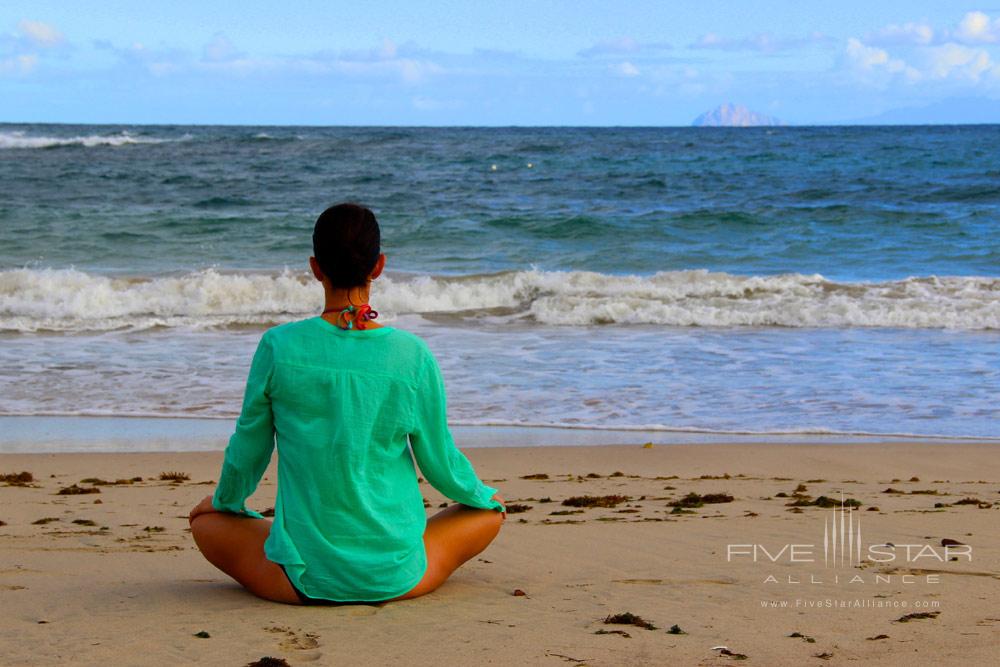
[[189, 203, 505, 605]]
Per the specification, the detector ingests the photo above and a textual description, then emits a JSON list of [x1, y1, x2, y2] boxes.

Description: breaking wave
[[0, 130, 183, 149], [1, 267, 998, 332]]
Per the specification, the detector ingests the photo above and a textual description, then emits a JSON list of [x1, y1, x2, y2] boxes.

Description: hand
[[188, 495, 217, 525], [491, 492, 507, 520]]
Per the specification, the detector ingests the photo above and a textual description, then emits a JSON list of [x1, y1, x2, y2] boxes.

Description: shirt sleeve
[[409, 349, 504, 512], [212, 330, 276, 519]]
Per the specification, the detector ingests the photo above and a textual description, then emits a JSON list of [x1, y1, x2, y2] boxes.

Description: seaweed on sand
[[57, 484, 100, 495], [894, 611, 940, 623], [504, 503, 532, 514], [1, 471, 33, 485], [562, 495, 630, 508], [668, 492, 734, 508], [603, 612, 656, 630]]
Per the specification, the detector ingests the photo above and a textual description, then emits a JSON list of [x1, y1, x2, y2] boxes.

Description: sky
[[3, 1, 1000, 125]]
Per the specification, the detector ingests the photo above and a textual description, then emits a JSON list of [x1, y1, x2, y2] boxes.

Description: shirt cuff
[[211, 493, 265, 519]]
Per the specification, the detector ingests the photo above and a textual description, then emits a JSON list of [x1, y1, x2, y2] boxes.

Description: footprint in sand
[[265, 625, 321, 651]]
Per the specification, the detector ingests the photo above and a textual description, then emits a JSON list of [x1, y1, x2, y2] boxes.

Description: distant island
[[692, 103, 784, 127]]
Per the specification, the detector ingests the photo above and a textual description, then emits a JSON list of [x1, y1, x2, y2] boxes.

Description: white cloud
[[843, 38, 921, 83], [690, 31, 832, 53], [924, 43, 994, 81], [953, 11, 1000, 44], [867, 21, 935, 46], [610, 61, 639, 77], [202, 33, 242, 63], [841, 11, 1000, 90], [0, 53, 37, 74], [17, 19, 63, 47], [578, 37, 671, 58], [845, 38, 903, 70]]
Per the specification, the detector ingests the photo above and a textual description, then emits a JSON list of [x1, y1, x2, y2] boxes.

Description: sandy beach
[[2, 442, 998, 666]]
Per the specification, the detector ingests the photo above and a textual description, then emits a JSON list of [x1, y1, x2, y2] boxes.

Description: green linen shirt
[[212, 316, 503, 602]]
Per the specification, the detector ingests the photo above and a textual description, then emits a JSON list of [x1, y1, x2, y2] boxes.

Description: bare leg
[[389, 504, 504, 601], [189, 511, 301, 604], [190, 503, 503, 604]]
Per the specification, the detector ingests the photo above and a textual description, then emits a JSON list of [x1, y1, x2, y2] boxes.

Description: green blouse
[[212, 316, 503, 602]]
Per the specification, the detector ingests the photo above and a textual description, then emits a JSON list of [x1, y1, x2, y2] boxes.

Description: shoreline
[[2, 415, 997, 454], [2, 442, 998, 665]]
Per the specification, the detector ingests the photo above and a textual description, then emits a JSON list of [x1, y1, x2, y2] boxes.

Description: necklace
[[322, 303, 379, 330]]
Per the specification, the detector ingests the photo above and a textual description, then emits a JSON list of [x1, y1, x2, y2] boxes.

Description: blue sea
[[0, 123, 998, 448]]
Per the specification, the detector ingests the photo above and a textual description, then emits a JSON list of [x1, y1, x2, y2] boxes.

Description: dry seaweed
[[713, 647, 749, 660], [246, 659, 290, 667], [786, 496, 860, 508], [72, 519, 96, 526], [668, 492, 734, 508], [603, 612, 656, 630], [1, 471, 34, 485], [158, 471, 190, 482], [866, 634, 890, 640], [594, 629, 631, 638], [57, 484, 100, 495], [520, 473, 549, 480], [193, 631, 211, 638], [504, 503, 532, 514], [562, 494, 630, 508], [80, 477, 143, 486], [894, 611, 940, 623], [787, 632, 816, 643], [667, 624, 686, 635], [32, 517, 60, 525]]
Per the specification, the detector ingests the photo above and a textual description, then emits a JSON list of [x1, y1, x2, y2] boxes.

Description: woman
[[188, 203, 505, 604]]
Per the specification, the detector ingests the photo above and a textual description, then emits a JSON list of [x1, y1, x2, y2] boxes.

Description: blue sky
[[3, 1, 1000, 125]]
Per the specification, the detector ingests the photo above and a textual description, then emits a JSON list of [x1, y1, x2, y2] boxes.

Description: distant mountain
[[845, 97, 1000, 125], [692, 103, 783, 127]]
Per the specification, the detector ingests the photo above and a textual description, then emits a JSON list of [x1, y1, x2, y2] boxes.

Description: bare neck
[[319, 282, 383, 328]]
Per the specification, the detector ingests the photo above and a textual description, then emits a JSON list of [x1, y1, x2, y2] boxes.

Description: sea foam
[[2, 267, 998, 332], [0, 130, 179, 149]]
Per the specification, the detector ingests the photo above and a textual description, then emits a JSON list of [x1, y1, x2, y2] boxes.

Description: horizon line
[[3, 120, 1000, 129]]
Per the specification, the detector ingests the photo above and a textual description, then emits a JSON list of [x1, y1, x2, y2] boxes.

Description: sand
[[1, 442, 998, 666]]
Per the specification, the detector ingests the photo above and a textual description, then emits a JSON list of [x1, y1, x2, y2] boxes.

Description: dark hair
[[312, 203, 381, 287]]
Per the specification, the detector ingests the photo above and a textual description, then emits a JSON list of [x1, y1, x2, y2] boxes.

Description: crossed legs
[[189, 501, 503, 605]]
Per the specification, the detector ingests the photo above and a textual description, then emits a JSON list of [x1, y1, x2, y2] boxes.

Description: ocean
[[1, 123, 998, 448]]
